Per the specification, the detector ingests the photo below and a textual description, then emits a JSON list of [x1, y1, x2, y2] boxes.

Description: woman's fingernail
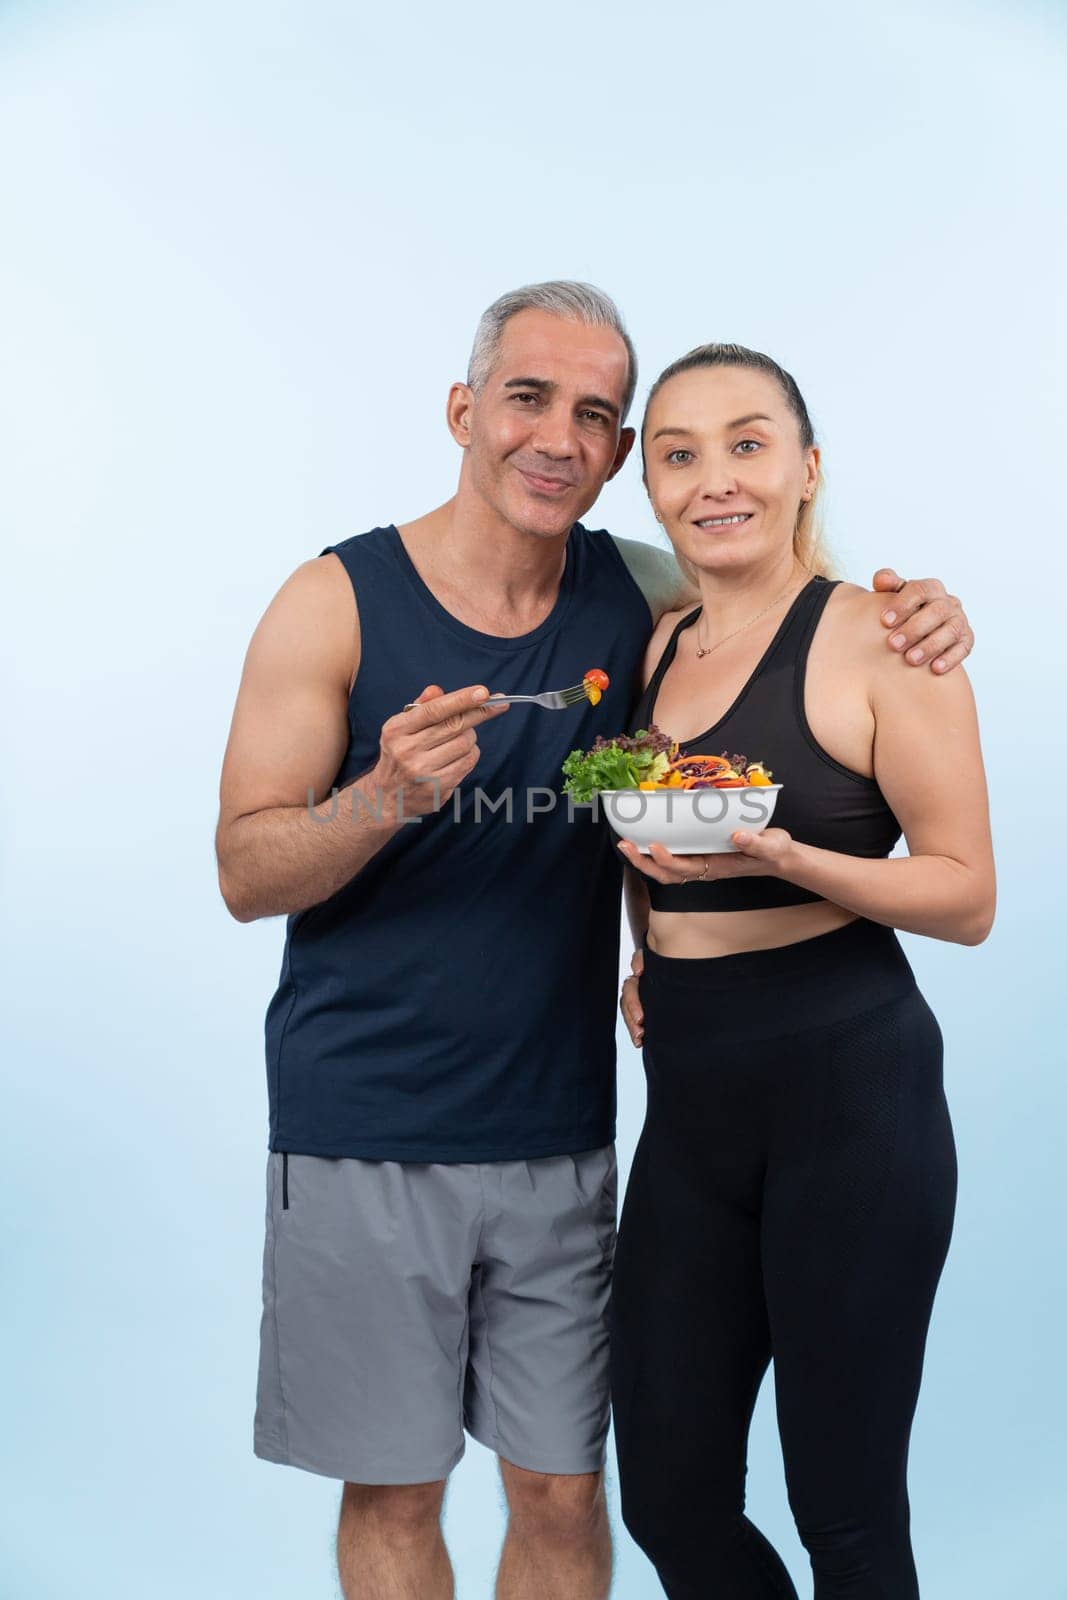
[[890, 632, 906, 649], [883, 610, 897, 625], [933, 658, 947, 672], [908, 647, 924, 663]]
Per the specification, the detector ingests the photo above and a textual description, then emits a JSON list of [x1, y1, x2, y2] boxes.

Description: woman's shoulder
[[807, 580, 901, 718], [654, 600, 700, 636], [821, 577, 974, 706], [823, 576, 878, 615], [819, 579, 895, 660]]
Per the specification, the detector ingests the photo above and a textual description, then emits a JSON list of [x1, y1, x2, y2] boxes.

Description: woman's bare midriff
[[647, 900, 860, 959]]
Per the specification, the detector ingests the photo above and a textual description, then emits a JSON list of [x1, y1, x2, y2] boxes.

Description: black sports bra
[[629, 576, 902, 911]]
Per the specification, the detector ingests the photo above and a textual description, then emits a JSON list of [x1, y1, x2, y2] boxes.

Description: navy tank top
[[264, 523, 652, 1161], [629, 575, 901, 912]]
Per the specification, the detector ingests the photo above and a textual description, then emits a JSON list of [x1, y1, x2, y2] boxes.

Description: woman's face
[[643, 365, 818, 576]]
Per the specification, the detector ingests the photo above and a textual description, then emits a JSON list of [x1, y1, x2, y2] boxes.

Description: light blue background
[[3, 2, 1065, 1595]]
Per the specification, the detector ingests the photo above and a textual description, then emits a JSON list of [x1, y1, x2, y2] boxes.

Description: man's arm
[[619, 867, 649, 1048], [215, 556, 393, 921], [610, 535, 699, 625], [215, 556, 505, 922], [612, 541, 975, 675]]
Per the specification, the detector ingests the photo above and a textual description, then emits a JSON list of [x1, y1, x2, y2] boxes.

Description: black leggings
[[610, 918, 957, 1599]]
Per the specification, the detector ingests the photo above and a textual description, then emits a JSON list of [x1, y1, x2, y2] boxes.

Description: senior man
[[216, 280, 973, 1600]]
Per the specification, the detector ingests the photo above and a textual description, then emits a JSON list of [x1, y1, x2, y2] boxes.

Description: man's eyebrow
[[503, 377, 620, 420], [649, 413, 776, 443], [582, 394, 621, 420]]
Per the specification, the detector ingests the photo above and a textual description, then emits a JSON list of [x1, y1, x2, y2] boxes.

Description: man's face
[[451, 309, 635, 539]]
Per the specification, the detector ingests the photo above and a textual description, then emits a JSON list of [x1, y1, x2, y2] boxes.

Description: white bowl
[[600, 785, 783, 854]]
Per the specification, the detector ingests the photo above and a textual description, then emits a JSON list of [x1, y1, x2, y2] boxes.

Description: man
[[215, 281, 973, 1600]]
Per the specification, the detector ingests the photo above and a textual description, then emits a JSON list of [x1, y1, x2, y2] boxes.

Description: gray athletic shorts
[[253, 1143, 617, 1485]]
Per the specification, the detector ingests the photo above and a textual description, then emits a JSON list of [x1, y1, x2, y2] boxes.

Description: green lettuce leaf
[[561, 726, 675, 802]]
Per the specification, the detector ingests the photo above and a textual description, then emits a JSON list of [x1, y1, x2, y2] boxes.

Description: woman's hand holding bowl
[[618, 828, 796, 885]]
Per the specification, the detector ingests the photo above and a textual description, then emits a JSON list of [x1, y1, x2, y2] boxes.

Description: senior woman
[[609, 343, 995, 1599]]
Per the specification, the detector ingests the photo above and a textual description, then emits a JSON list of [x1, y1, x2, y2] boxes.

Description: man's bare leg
[[337, 1479, 452, 1600], [495, 1460, 612, 1600]]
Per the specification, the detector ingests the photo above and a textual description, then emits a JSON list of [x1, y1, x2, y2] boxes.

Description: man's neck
[[397, 494, 571, 633]]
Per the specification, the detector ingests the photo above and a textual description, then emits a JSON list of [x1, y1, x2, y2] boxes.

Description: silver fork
[[483, 682, 590, 709], [402, 682, 592, 712]]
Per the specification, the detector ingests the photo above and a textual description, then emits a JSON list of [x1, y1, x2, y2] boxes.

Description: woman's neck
[[694, 551, 807, 638]]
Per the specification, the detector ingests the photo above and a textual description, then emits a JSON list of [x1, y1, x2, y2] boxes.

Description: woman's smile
[[693, 512, 754, 530]]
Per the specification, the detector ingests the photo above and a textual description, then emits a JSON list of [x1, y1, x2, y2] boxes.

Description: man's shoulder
[[602, 531, 677, 569], [319, 524, 396, 560], [596, 531, 698, 623]]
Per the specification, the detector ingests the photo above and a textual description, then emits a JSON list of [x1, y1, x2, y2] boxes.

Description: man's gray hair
[[466, 280, 638, 422]]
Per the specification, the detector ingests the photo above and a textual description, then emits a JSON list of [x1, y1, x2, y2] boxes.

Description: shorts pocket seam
[[268, 1154, 291, 1457]]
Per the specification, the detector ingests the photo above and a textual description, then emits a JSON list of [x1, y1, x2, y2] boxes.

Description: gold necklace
[[694, 573, 808, 659]]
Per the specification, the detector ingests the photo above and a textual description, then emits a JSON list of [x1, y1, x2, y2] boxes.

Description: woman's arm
[[739, 655, 996, 944], [620, 641, 995, 947], [624, 863, 651, 948]]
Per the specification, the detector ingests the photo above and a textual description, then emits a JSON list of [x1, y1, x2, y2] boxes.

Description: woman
[[609, 343, 994, 1599]]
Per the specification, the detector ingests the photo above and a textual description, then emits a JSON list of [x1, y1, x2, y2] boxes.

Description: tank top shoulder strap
[[319, 525, 401, 603], [754, 574, 839, 681], [318, 525, 438, 665], [645, 606, 701, 699], [791, 574, 840, 666]]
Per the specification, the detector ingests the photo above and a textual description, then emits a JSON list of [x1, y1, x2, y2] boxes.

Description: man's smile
[[518, 466, 577, 496]]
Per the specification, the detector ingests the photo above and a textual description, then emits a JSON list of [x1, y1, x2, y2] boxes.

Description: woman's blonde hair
[[641, 342, 837, 580]]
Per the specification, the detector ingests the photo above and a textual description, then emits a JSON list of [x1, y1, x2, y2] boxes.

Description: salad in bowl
[[562, 725, 783, 854]]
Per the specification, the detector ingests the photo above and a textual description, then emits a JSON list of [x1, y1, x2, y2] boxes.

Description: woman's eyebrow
[[649, 412, 777, 444], [648, 425, 694, 443]]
